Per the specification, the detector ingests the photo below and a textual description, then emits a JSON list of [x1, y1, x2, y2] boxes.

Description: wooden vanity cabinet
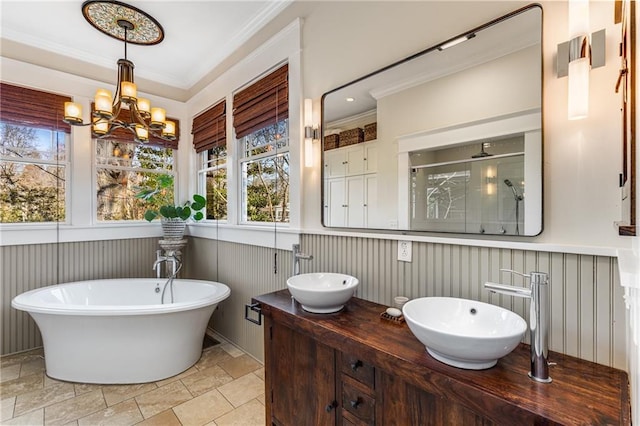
[[255, 290, 631, 426]]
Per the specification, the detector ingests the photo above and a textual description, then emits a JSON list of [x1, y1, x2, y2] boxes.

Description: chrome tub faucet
[[484, 270, 552, 383]]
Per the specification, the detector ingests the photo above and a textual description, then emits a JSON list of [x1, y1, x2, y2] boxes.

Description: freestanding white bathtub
[[11, 278, 230, 384]]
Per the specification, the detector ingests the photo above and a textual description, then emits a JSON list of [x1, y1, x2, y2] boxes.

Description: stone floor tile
[[154, 365, 198, 387], [195, 347, 232, 371], [74, 383, 103, 396], [220, 343, 244, 358], [0, 373, 44, 399], [256, 393, 266, 406], [43, 389, 106, 426], [173, 389, 233, 426], [181, 365, 233, 397], [1, 395, 16, 421], [101, 383, 156, 407], [217, 373, 264, 408], [253, 367, 265, 381], [134, 409, 181, 426], [44, 375, 64, 388], [1, 363, 21, 383], [218, 355, 261, 379], [134, 380, 191, 419], [2, 407, 44, 425], [213, 399, 265, 426], [0, 349, 43, 369], [13, 382, 75, 416], [19, 358, 45, 377], [77, 398, 142, 426]]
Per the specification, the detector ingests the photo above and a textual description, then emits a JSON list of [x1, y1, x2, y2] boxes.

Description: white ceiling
[[0, 1, 292, 91]]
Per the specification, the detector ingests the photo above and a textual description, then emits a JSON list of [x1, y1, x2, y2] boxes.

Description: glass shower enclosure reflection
[[410, 149, 525, 235]]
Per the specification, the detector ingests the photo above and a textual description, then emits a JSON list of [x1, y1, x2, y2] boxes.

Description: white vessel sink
[[402, 297, 527, 370], [286, 273, 359, 313]]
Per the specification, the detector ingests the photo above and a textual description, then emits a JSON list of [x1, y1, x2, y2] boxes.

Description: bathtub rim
[[11, 278, 230, 316]]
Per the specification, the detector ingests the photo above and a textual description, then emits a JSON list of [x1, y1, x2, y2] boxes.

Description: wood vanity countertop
[[254, 290, 631, 425]]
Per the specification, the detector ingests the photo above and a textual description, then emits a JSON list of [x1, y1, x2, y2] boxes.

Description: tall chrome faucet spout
[[484, 270, 552, 383], [292, 244, 313, 276]]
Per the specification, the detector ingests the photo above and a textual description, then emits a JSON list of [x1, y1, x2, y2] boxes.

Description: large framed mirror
[[321, 4, 542, 236]]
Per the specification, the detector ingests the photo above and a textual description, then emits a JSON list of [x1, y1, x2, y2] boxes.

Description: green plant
[[135, 174, 206, 222]]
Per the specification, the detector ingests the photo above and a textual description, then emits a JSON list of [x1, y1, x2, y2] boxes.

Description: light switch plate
[[398, 241, 412, 262]]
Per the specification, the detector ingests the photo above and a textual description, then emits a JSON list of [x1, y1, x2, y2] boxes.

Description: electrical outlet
[[398, 241, 412, 262]]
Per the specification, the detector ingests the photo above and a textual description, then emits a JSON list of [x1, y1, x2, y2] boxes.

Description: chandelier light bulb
[[162, 120, 176, 138], [93, 120, 109, 135], [64, 102, 83, 124], [137, 98, 151, 116], [94, 89, 113, 118], [121, 81, 137, 102], [135, 124, 149, 141], [150, 107, 166, 129]]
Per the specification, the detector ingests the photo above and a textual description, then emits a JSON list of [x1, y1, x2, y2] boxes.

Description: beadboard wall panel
[[1, 238, 158, 355], [2, 235, 627, 372], [183, 238, 291, 361]]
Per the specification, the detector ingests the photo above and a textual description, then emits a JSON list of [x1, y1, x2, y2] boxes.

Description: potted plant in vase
[[135, 174, 206, 240]]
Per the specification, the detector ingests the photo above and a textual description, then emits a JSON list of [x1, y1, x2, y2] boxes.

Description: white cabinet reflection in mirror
[[324, 141, 379, 227]]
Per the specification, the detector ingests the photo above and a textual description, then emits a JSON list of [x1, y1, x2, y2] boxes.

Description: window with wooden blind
[[233, 64, 290, 223], [194, 100, 227, 220], [0, 83, 70, 223]]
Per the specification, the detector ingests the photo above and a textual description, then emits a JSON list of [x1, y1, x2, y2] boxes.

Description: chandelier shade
[[63, 1, 176, 145]]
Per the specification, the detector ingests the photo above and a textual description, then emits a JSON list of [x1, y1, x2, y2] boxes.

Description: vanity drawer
[[340, 353, 375, 388], [342, 377, 375, 424]]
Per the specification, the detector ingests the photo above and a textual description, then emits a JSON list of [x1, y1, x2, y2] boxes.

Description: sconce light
[[557, 0, 606, 120], [485, 166, 497, 195], [304, 98, 320, 168]]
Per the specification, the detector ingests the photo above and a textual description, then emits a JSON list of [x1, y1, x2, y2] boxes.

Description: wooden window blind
[[0, 82, 72, 133], [192, 100, 226, 153], [232, 64, 288, 139]]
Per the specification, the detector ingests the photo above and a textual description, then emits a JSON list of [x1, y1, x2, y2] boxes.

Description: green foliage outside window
[[0, 123, 66, 223]]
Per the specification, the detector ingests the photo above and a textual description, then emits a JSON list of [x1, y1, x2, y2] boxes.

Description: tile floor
[[0, 336, 265, 425]]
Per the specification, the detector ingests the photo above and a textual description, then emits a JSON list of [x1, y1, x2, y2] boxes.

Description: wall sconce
[[557, 0, 606, 120], [304, 98, 320, 168], [485, 166, 497, 195]]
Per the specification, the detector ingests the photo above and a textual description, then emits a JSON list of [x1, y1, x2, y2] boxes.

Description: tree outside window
[[0, 123, 67, 223], [240, 119, 289, 223], [96, 139, 174, 221]]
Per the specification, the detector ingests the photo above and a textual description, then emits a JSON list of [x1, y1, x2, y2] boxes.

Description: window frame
[[0, 122, 71, 225]]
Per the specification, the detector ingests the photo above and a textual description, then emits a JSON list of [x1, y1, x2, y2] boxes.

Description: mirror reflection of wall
[[321, 4, 542, 236]]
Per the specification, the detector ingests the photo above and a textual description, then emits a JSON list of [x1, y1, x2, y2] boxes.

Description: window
[[193, 100, 227, 220], [96, 139, 174, 221], [239, 120, 289, 223], [233, 64, 289, 224], [0, 124, 68, 223], [0, 83, 72, 223]]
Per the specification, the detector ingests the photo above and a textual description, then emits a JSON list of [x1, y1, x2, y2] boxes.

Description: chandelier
[[63, 0, 175, 143]]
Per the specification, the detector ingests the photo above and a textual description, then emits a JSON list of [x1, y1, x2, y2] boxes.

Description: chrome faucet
[[292, 244, 313, 276], [153, 250, 181, 278], [484, 270, 552, 383]]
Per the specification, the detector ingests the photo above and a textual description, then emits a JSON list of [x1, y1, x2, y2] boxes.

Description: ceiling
[[0, 1, 293, 96]]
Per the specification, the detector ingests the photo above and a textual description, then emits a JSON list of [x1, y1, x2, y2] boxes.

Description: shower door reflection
[[411, 154, 524, 235]]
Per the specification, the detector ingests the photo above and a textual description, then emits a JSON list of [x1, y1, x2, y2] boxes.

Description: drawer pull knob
[[351, 360, 363, 371], [325, 401, 338, 412], [350, 398, 361, 409]]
